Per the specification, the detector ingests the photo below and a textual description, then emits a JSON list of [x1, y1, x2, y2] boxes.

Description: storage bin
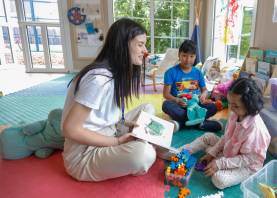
[[270, 78, 277, 110], [165, 149, 196, 187], [240, 160, 277, 198]]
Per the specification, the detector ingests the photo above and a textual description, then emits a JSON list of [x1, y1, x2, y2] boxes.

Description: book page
[[131, 111, 174, 149]]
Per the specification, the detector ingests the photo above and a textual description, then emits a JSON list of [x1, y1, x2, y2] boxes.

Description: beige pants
[[62, 103, 157, 181], [188, 133, 253, 189]]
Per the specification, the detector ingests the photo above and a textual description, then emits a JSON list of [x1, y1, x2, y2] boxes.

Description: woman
[[62, 18, 156, 181]]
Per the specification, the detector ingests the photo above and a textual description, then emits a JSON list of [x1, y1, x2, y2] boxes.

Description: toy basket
[[165, 149, 196, 187]]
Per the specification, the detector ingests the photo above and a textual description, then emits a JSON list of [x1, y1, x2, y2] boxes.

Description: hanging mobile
[[67, 7, 86, 25]]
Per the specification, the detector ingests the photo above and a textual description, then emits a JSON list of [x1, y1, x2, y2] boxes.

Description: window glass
[[113, 0, 191, 54], [23, 0, 59, 22], [212, 0, 257, 64]]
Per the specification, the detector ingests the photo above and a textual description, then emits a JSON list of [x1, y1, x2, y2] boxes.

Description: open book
[[131, 111, 175, 150]]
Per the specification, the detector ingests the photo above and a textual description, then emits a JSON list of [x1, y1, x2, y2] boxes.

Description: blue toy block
[[185, 156, 197, 169]]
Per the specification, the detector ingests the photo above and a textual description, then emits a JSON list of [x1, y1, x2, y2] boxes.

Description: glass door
[[0, 0, 24, 65], [15, 0, 67, 72]]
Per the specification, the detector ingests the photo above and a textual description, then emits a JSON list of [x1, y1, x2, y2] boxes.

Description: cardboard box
[[249, 49, 264, 61], [265, 49, 277, 57], [264, 50, 277, 64], [255, 72, 270, 81], [257, 61, 271, 76], [245, 57, 257, 74], [264, 57, 277, 64]]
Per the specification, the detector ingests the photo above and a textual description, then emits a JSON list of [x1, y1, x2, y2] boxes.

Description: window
[[23, 0, 59, 22], [113, 0, 191, 54], [2, 26, 11, 47], [0, 0, 6, 23], [212, 0, 257, 64]]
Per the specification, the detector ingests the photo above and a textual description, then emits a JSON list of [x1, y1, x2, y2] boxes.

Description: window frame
[[211, 0, 257, 64], [110, 0, 194, 54]]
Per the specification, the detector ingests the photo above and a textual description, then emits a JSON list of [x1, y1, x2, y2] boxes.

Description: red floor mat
[[0, 151, 166, 198]]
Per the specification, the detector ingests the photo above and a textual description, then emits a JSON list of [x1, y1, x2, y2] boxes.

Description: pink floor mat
[[0, 151, 166, 198]]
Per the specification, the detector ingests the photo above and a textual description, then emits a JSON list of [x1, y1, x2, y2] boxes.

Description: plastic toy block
[[166, 167, 171, 174], [180, 149, 190, 160], [178, 187, 190, 198], [171, 156, 179, 162], [195, 160, 208, 171], [169, 162, 177, 169], [165, 149, 196, 187], [185, 156, 197, 169]]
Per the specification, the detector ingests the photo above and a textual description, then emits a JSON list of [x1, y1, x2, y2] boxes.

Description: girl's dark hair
[[179, 39, 196, 54], [72, 18, 146, 108], [229, 78, 264, 115]]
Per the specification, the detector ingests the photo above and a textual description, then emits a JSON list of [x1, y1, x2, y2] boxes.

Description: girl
[[62, 18, 156, 182], [182, 78, 271, 189]]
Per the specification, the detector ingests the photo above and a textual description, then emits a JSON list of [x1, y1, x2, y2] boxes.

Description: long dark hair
[[229, 78, 264, 116], [72, 18, 146, 108]]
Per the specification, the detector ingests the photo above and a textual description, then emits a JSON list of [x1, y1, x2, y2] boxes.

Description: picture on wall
[[69, 0, 105, 59]]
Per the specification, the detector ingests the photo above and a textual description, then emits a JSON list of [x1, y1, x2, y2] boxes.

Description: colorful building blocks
[[178, 187, 190, 198], [165, 149, 196, 188]]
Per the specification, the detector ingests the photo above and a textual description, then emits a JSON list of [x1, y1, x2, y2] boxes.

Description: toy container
[[270, 78, 277, 110], [165, 149, 196, 187], [240, 160, 277, 198]]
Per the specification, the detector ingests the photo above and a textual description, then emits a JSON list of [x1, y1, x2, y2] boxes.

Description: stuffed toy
[[210, 80, 233, 100], [0, 108, 64, 160], [179, 94, 207, 126], [211, 71, 239, 100]]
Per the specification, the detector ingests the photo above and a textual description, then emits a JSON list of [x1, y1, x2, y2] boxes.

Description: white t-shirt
[[61, 68, 121, 133]]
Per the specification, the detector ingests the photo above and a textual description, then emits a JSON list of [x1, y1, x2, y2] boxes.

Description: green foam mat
[[0, 96, 65, 125], [0, 74, 74, 125]]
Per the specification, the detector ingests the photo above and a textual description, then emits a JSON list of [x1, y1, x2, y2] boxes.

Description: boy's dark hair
[[179, 39, 196, 54], [229, 78, 264, 116], [72, 18, 146, 108]]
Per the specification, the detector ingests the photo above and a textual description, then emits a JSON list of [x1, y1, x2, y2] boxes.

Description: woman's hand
[[204, 160, 218, 176], [123, 120, 139, 132], [118, 133, 135, 144], [116, 120, 139, 135]]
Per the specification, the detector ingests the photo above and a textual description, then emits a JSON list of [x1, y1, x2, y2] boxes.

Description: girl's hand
[[204, 160, 218, 176], [200, 154, 214, 164], [118, 133, 135, 144]]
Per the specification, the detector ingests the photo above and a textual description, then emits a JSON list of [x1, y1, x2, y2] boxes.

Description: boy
[[162, 40, 222, 132]]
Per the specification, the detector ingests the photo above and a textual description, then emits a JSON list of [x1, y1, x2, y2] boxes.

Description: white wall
[[253, 0, 277, 50]]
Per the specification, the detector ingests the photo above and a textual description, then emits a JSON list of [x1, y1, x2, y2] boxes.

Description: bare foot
[[0, 125, 10, 134]]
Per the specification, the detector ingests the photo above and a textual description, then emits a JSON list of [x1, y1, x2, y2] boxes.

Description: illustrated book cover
[[131, 111, 174, 149]]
